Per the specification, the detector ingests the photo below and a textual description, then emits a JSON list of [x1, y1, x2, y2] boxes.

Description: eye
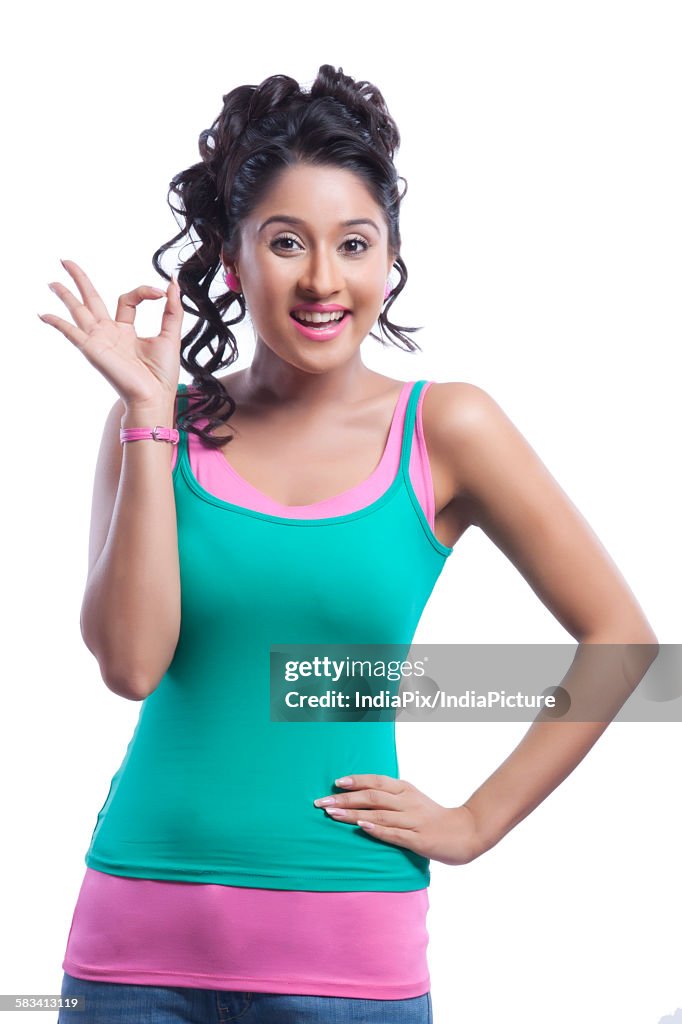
[[343, 236, 371, 254], [270, 233, 302, 252], [269, 233, 371, 255]]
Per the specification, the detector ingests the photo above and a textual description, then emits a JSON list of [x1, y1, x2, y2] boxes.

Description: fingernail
[[314, 797, 337, 806], [335, 777, 353, 787], [151, 287, 166, 296], [326, 807, 348, 816], [357, 820, 375, 829]]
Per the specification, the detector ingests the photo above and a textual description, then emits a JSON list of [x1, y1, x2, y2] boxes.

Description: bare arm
[[427, 382, 659, 856], [80, 393, 182, 701], [39, 259, 186, 702]]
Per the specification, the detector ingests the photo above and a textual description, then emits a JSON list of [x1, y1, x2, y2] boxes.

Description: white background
[[2, 1, 680, 1022]]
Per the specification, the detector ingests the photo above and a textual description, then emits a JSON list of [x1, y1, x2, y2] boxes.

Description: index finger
[[334, 774, 403, 792], [60, 259, 110, 321]]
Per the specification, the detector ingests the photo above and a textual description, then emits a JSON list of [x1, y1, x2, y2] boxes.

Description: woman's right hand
[[38, 259, 184, 410]]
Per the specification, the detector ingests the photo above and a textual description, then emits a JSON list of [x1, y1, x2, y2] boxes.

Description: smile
[[289, 311, 352, 341], [291, 310, 346, 324]]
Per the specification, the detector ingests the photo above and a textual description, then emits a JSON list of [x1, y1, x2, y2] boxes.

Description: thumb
[[158, 274, 183, 342]]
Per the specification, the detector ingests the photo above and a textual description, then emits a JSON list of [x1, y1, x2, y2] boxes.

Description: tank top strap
[[399, 380, 429, 474], [176, 381, 190, 411], [175, 382, 190, 464]]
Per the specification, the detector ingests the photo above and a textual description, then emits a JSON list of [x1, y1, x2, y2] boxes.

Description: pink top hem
[[61, 959, 431, 1000]]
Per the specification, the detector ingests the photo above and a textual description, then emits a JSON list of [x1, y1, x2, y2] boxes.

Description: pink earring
[[384, 281, 392, 301], [224, 269, 240, 291]]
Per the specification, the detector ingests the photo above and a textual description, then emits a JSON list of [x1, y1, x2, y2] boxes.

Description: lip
[[290, 303, 350, 313], [289, 310, 352, 342]]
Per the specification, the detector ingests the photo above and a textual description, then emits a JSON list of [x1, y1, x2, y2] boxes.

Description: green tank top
[[84, 380, 453, 891]]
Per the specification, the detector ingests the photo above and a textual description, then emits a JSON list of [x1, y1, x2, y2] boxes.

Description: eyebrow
[[257, 216, 381, 234]]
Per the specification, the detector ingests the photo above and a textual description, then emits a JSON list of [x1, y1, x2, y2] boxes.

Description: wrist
[[458, 802, 499, 860], [121, 403, 176, 430]]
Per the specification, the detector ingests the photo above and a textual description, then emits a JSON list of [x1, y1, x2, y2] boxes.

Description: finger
[[317, 788, 403, 811], [47, 280, 98, 334], [355, 821, 417, 849], [157, 275, 183, 342], [325, 806, 413, 829], [115, 285, 170, 328], [333, 774, 405, 794], [37, 312, 89, 350], [60, 259, 111, 321]]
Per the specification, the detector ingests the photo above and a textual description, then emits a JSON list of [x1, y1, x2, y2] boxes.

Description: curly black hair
[[152, 64, 422, 448]]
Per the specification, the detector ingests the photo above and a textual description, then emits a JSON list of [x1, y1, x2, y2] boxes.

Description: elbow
[[619, 631, 660, 669], [80, 609, 176, 702], [96, 652, 170, 701], [100, 651, 173, 701], [578, 621, 660, 682], [582, 616, 659, 653], [644, 633, 660, 658], [79, 627, 151, 700], [626, 625, 660, 664], [644, 636, 660, 671], [103, 671, 156, 702], [594, 624, 660, 679]]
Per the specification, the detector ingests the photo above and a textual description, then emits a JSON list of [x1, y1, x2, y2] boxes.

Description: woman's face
[[226, 163, 395, 371]]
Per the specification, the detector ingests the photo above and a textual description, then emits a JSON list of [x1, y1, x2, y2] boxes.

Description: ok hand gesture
[[38, 259, 183, 408]]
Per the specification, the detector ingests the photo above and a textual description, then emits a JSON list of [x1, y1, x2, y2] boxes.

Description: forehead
[[247, 163, 383, 227]]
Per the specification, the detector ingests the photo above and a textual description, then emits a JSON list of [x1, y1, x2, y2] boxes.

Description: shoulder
[[421, 381, 524, 503], [421, 380, 509, 450]]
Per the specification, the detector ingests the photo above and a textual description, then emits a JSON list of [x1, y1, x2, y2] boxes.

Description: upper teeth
[[293, 310, 345, 323]]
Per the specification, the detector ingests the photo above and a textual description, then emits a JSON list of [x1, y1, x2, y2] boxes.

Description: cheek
[[351, 275, 383, 303], [358, 287, 384, 316]]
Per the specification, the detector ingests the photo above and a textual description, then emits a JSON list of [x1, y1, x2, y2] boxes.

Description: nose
[[297, 247, 345, 298]]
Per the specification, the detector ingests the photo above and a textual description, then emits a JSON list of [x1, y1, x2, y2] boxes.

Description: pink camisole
[[62, 380, 438, 999]]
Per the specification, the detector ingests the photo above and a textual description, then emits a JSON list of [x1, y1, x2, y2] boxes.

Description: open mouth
[[290, 311, 350, 329]]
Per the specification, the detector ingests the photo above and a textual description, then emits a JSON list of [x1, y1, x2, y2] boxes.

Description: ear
[[220, 244, 238, 278]]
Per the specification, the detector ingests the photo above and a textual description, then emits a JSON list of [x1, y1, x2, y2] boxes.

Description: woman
[[41, 65, 657, 1023]]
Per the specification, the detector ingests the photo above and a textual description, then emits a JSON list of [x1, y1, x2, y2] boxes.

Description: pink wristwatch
[[120, 426, 180, 445]]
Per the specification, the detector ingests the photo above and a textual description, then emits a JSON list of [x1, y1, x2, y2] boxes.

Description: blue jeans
[[58, 971, 433, 1023]]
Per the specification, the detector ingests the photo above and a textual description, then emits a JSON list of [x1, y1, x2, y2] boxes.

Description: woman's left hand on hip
[[313, 774, 481, 866]]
